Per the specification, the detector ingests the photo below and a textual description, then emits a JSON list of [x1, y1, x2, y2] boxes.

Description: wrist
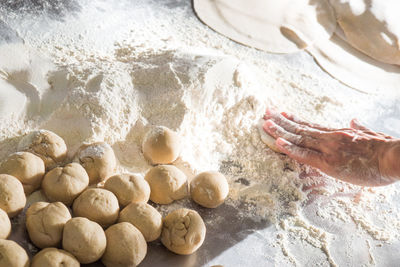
[[379, 140, 400, 181]]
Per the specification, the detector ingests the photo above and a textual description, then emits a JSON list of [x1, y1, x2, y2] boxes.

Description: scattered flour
[[78, 143, 108, 159], [1, 1, 400, 266]]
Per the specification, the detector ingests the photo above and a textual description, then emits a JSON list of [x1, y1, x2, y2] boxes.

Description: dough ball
[[190, 171, 229, 208], [26, 190, 48, 206], [42, 163, 89, 206], [0, 151, 45, 195], [26, 201, 71, 248], [101, 222, 147, 267], [72, 188, 119, 228], [145, 165, 187, 204], [119, 202, 162, 242], [62, 217, 106, 264], [17, 130, 67, 170], [142, 126, 181, 164], [73, 142, 117, 184], [0, 239, 30, 267], [104, 173, 150, 207], [0, 174, 26, 217], [0, 208, 11, 239], [331, 0, 400, 65], [161, 208, 206, 255], [31, 248, 79, 267]]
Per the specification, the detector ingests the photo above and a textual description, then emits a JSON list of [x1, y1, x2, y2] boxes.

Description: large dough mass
[[193, 0, 336, 53], [330, 0, 400, 65], [307, 32, 400, 93]]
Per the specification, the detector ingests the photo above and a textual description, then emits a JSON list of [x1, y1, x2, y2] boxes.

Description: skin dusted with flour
[[263, 109, 400, 187]]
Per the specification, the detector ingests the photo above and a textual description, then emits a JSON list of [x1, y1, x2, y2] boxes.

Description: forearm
[[379, 139, 400, 182]]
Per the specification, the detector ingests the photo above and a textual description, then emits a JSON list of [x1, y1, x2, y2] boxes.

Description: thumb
[[350, 119, 373, 132], [351, 119, 393, 139]]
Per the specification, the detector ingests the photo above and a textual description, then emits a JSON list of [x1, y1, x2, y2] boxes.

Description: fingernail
[[276, 138, 291, 147], [263, 120, 275, 130], [265, 108, 279, 115], [281, 111, 290, 118], [263, 121, 270, 132]]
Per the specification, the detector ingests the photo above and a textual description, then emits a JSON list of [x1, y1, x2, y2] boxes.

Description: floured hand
[[262, 109, 400, 187]]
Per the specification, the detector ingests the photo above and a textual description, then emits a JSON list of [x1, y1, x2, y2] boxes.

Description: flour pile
[[1, 0, 400, 266], [0, 42, 335, 218]]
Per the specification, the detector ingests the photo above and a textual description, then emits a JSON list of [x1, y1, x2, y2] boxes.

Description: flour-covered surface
[[1, 1, 400, 266]]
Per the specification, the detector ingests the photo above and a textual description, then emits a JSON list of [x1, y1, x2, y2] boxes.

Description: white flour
[[77, 143, 108, 159], [1, 1, 400, 266]]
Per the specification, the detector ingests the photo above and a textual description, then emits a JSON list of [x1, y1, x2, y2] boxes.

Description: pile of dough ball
[[0, 126, 230, 266]]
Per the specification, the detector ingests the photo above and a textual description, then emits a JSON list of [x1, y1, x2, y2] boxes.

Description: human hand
[[262, 109, 400, 187]]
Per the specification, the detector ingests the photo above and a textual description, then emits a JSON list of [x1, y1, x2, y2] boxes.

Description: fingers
[[263, 120, 322, 151], [350, 119, 392, 139], [350, 119, 372, 132], [276, 138, 323, 168], [263, 120, 300, 143], [280, 111, 335, 131], [264, 109, 324, 138]]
